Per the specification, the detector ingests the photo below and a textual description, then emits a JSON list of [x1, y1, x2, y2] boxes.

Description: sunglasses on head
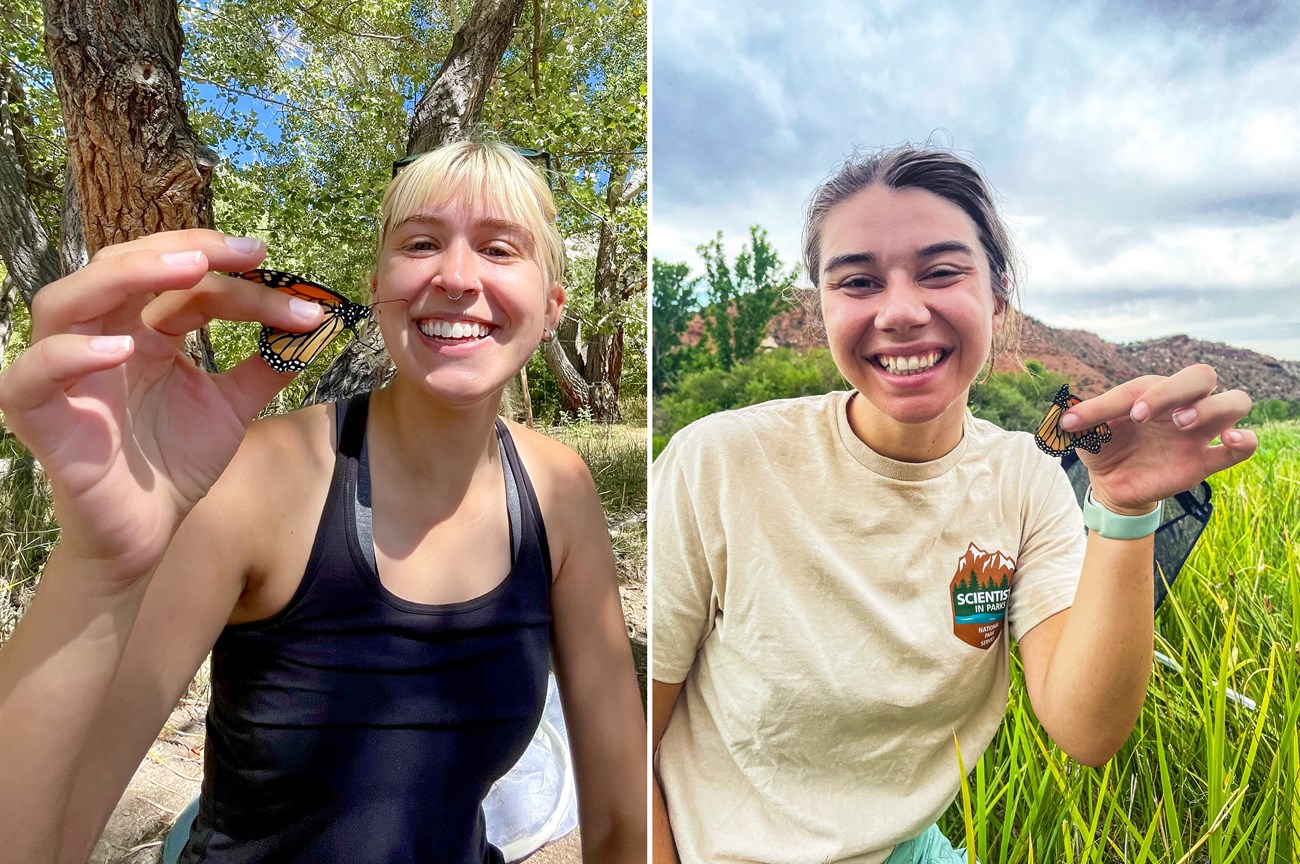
[[390, 146, 554, 184]]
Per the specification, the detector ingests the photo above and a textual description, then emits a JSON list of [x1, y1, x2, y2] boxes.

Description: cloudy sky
[[651, 0, 1300, 361]]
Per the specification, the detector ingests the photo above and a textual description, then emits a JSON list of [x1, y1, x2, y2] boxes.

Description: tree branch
[[0, 103, 62, 305], [408, 0, 526, 152]]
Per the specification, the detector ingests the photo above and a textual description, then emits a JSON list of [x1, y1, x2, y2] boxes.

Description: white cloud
[[652, 0, 1300, 359]]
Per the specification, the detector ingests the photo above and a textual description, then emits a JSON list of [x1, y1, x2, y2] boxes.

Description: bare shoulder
[[501, 419, 599, 502], [187, 403, 337, 567], [228, 403, 335, 485], [501, 420, 607, 576]]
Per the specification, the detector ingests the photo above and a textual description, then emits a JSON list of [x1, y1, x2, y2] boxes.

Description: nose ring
[[446, 287, 464, 301]]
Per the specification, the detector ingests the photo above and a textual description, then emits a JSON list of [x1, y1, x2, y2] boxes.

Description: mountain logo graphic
[[948, 541, 1017, 650]]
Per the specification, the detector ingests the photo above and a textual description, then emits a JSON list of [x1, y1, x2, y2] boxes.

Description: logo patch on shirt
[[949, 542, 1016, 650]]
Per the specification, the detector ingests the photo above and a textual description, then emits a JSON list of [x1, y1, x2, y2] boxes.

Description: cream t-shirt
[[653, 392, 1087, 864]]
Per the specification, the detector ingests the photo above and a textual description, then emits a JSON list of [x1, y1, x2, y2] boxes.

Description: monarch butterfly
[[233, 269, 372, 373], [1034, 384, 1113, 457]]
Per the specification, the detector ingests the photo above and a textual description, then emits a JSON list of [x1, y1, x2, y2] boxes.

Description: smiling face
[[373, 198, 564, 407], [818, 183, 1005, 458]]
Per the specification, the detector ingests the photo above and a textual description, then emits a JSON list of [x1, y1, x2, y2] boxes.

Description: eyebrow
[[398, 214, 531, 236], [915, 241, 977, 259], [822, 241, 976, 274], [822, 251, 876, 272]]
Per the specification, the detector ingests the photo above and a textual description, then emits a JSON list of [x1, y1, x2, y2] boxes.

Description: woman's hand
[[0, 230, 324, 583], [1061, 364, 1258, 514]]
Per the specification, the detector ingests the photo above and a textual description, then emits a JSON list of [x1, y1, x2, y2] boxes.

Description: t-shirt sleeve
[[650, 425, 726, 684], [1007, 452, 1087, 642]]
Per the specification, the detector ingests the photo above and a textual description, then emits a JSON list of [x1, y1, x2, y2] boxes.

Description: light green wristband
[[1083, 486, 1163, 540]]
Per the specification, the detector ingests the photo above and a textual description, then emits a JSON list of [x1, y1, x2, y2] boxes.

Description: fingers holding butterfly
[[232, 270, 378, 374], [0, 232, 308, 572], [138, 271, 325, 347], [1049, 366, 1258, 509]]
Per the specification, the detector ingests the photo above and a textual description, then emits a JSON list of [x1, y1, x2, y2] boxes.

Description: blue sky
[[651, 0, 1300, 360]]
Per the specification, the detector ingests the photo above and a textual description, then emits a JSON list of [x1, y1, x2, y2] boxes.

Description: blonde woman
[[0, 142, 646, 864]]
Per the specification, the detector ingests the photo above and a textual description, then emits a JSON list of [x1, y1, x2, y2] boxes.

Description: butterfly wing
[[1034, 384, 1113, 458], [234, 269, 372, 372], [1034, 385, 1076, 457], [258, 318, 347, 373]]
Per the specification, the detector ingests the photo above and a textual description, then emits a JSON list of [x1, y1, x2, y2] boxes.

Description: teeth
[[877, 350, 944, 375], [419, 320, 490, 339]]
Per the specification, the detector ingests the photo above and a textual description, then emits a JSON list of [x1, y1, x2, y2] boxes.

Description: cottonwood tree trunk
[[0, 60, 61, 306], [0, 276, 15, 364], [542, 155, 645, 422], [43, 0, 219, 368], [408, 0, 524, 155], [43, 0, 215, 252], [309, 0, 527, 409]]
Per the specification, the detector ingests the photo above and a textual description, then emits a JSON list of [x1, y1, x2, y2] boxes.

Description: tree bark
[[58, 175, 88, 277], [43, 0, 216, 255], [540, 318, 592, 413], [0, 275, 15, 366], [43, 0, 218, 369], [541, 157, 644, 422], [407, 0, 525, 153], [0, 116, 61, 306], [310, 0, 526, 407]]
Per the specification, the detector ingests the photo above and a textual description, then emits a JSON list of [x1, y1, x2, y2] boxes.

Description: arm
[[0, 230, 320, 862], [56, 415, 321, 861], [1016, 534, 1154, 766], [56, 472, 253, 860], [537, 442, 647, 864], [1019, 365, 1256, 766], [651, 679, 684, 864]]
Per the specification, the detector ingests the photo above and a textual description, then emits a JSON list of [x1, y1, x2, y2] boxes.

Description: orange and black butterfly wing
[[1072, 420, 1113, 454], [257, 318, 348, 373], [1034, 385, 1077, 457], [233, 269, 372, 373], [1034, 384, 1113, 457]]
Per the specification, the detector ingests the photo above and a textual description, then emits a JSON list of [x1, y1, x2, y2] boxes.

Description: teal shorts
[[160, 796, 200, 864], [883, 824, 971, 864]]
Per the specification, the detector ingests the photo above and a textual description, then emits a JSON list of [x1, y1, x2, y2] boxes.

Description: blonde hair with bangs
[[379, 141, 566, 285]]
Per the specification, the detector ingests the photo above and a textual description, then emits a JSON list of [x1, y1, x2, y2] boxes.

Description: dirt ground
[[92, 533, 647, 864]]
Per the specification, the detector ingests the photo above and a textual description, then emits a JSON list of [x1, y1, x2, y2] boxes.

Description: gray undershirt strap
[[348, 407, 522, 572]]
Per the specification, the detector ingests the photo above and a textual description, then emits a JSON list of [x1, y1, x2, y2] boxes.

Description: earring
[[542, 327, 556, 343]]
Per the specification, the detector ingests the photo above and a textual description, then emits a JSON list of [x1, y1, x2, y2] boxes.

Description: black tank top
[[178, 393, 553, 863]]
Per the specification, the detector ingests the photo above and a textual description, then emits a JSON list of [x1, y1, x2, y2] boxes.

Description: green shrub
[[654, 348, 845, 446]]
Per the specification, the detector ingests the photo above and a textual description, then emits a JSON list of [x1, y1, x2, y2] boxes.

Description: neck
[[846, 391, 968, 463], [366, 376, 505, 485]]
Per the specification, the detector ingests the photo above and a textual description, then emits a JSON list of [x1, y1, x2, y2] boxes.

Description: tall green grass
[[542, 418, 649, 702], [0, 431, 55, 646], [940, 422, 1300, 862]]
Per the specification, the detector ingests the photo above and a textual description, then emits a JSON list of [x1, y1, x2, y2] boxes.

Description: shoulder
[[501, 419, 599, 501], [162, 403, 338, 608], [661, 392, 845, 467], [963, 413, 1081, 529], [192, 402, 336, 540], [221, 402, 336, 493], [502, 420, 613, 580], [965, 412, 1062, 479]]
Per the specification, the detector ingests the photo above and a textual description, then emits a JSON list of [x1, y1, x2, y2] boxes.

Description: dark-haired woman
[[651, 146, 1256, 864]]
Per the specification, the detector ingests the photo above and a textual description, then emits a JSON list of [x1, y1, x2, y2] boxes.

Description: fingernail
[[1172, 408, 1197, 427], [1130, 402, 1150, 423], [288, 298, 323, 320], [1223, 429, 1242, 445], [161, 250, 202, 267], [90, 335, 132, 354], [1060, 413, 1080, 431], [224, 236, 264, 254]]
